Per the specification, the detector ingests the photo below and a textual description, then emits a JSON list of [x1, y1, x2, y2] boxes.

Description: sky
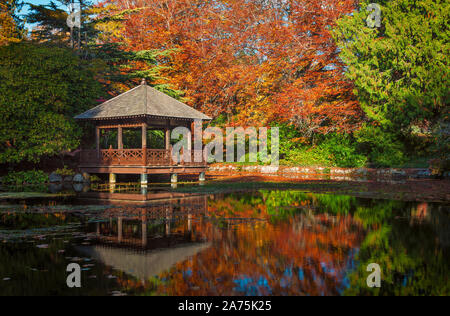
[[21, 0, 62, 16], [20, 0, 99, 29]]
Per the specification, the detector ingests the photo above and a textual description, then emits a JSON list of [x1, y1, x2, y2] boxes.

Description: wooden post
[[188, 121, 193, 163], [95, 126, 100, 159], [118, 126, 123, 149], [165, 119, 170, 150], [142, 123, 147, 165]]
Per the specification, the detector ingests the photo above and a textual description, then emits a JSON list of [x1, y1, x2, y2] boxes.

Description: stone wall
[[207, 164, 444, 181]]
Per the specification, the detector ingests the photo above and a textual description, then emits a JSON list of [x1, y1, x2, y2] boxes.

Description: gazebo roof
[[74, 81, 211, 121]]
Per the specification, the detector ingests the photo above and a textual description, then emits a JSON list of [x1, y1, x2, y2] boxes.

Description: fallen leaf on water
[[2, 277, 11, 281], [36, 244, 49, 249]]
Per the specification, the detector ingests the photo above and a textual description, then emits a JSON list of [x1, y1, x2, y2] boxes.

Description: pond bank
[[208, 164, 448, 181], [1, 174, 449, 204]]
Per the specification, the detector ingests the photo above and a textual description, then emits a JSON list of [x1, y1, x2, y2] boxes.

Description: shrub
[[54, 166, 75, 176], [2, 170, 48, 185], [282, 134, 367, 168], [89, 174, 101, 182], [318, 134, 367, 168], [355, 125, 407, 167], [430, 121, 450, 175]]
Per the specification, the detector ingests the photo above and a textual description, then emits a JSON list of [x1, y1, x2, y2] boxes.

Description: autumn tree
[[100, 0, 361, 135], [0, 0, 23, 45]]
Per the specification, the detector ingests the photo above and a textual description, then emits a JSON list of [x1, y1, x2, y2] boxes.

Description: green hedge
[[1, 170, 48, 185]]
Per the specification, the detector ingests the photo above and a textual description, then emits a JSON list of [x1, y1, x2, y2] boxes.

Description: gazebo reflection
[[87, 194, 208, 249], [77, 194, 210, 282]]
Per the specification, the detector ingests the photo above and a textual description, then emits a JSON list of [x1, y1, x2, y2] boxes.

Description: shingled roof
[[74, 81, 211, 121]]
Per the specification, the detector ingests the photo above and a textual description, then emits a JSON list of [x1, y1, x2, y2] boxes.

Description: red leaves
[[101, 0, 362, 132]]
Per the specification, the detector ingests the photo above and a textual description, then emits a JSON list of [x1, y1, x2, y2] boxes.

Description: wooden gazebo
[[74, 80, 211, 184]]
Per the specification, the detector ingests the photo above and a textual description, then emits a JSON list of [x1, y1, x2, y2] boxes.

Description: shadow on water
[[0, 186, 449, 296]]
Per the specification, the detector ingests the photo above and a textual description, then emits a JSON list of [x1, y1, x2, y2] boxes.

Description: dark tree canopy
[[0, 42, 103, 163]]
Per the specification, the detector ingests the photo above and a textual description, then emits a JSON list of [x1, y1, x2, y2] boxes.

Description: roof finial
[[141, 78, 147, 85]]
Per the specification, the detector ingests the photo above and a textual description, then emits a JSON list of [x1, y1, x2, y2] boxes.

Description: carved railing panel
[[80, 149, 207, 166], [147, 149, 172, 166], [100, 149, 144, 165]]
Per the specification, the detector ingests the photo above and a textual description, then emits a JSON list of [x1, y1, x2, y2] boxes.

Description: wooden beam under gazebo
[[74, 80, 211, 184]]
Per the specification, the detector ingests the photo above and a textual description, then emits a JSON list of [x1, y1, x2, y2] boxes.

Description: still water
[[0, 190, 449, 296]]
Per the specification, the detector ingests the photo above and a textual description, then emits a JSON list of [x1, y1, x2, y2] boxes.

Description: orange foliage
[[100, 0, 362, 133]]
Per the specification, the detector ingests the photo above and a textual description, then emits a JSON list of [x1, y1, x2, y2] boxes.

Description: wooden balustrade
[[80, 148, 206, 167]]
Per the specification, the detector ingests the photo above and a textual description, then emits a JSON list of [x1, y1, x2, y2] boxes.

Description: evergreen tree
[[0, 42, 103, 164], [333, 0, 449, 131], [25, 1, 183, 98]]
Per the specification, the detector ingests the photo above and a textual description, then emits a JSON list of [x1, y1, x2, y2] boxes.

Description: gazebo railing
[[80, 149, 206, 166], [146, 149, 172, 165]]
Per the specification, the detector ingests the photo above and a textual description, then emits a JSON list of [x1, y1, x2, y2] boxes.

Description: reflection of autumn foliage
[[155, 193, 364, 296], [83, 192, 449, 295]]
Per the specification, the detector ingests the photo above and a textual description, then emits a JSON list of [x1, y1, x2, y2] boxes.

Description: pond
[[0, 189, 449, 296]]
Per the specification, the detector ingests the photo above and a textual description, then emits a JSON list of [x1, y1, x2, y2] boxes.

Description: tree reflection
[[153, 191, 449, 296], [0, 191, 448, 295], [155, 191, 365, 296]]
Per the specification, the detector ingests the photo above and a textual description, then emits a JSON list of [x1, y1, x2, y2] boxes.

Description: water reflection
[[0, 191, 448, 296]]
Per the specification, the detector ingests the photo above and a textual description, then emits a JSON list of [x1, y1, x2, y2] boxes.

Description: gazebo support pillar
[[95, 127, 100, 158], [118, 126, 123, 149], [165, 120, 170, 150], [142, 123, 147, 165], [140, 174, 148, 186], [109, 173, 116, 184]]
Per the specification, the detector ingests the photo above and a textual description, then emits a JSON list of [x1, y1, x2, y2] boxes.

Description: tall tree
[[26, 0, 71, 45], [26, 1, 182, 97], [101, 0, 361, 134], [0, 42, 103, 164], [333, 0, 449, 132]]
